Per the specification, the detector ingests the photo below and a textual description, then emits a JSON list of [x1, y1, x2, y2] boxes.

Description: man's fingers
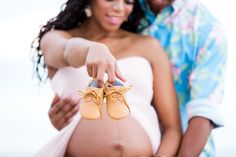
[[49, 98, 77, 124], [52, 100, 75, 123], [58, 106, 79, 129], [62, 118, 73, 129], [49, 100, 63, 119], [63, 106, 79, 126], [51, 94, 60, 107], [49, 98, 69, 119]]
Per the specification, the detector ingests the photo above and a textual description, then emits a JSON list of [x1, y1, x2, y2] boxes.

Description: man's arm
[[178, 21, 227, 156], [178, 117, 213, 157]]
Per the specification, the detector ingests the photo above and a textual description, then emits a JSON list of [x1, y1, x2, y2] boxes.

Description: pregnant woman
[[32, 0, 182, 156]]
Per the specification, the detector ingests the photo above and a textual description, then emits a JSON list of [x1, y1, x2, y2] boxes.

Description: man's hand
[[48, 95, 79, 130]]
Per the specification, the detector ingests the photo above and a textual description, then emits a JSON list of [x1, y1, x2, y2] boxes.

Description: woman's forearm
[[41, 31, 93, 69], [63, 38, 93, 68], [156, 127, 182, 157]]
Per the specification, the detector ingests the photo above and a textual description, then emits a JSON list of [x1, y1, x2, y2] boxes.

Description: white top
[[34, 56, 161, 156]]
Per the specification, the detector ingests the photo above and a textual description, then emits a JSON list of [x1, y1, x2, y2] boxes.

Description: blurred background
[[0, 0, 235, 156]]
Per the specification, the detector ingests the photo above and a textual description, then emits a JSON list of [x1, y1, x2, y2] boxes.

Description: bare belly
[[66, 106, 153, 157]]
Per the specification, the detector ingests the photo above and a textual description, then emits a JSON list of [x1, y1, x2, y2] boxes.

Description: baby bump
[[66, 109, 153, 157]]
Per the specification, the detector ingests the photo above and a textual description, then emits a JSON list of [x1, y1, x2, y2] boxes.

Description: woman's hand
[[85, 43, 126, 87], [48, 95, 79, 130]]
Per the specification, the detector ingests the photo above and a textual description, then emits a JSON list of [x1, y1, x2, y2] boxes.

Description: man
[[48, 0, 227, 156]]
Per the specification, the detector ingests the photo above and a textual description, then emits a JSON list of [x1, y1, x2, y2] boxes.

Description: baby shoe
[[79, 80, 104, 120], [104, 80, 131, 120]]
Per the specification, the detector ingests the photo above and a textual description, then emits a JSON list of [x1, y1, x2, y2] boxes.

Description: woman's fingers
[[92, 65, 98, 78], [115, 63, 126, 82], [106, 62, 116, 84], [85, 44, 126, 83], [87, 61, 126, 84], [86, 63, 93, 77], [86, 62, 98, 78], [96, 63, 106, 87]]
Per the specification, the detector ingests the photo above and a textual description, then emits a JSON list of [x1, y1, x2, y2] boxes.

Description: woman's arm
[[145, 37, 182, 156], [40, 30, 125, 85], [42, 30, 127, 130], [40, 30, 92, 69]]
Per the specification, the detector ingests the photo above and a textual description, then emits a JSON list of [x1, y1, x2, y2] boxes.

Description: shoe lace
[[78, 89, 103, 116], [105, 83, 131, 113]]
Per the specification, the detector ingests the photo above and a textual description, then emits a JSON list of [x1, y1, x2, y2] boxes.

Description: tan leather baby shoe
[[104, 81, 131, 120], [79, 80, 104, 120]]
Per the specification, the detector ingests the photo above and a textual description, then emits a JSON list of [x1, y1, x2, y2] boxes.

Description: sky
[[0, 0, 236, 156]]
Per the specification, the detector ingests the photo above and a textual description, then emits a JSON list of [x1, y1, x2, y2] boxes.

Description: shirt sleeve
[[187, 23, 227, 128]]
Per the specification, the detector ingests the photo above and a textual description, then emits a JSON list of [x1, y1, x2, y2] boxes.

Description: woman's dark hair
[[31, 0, 144, 81]]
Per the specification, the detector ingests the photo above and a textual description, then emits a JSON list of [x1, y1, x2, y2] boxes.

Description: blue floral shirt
[[138, 0, 227, 156]]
